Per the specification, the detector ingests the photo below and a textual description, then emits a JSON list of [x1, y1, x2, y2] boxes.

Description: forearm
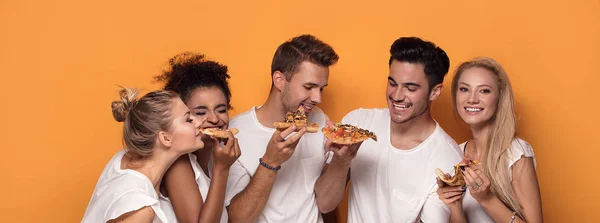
[[227, 165, 276, 223], [480, 196, 526, 223], [314, 159, 350, 213], [198, 169, 229, 223], [449, 205, 467, 223]]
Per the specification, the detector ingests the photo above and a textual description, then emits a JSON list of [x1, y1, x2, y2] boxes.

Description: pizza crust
[[273, 122, 319, 133], [200, 128, 239, 138], [435, 159, 480, 186]]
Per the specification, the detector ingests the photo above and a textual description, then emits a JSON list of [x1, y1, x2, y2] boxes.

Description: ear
[[157, 131, 172, 148], [272, 70, 287, 91], [429, 83, 443, 101]]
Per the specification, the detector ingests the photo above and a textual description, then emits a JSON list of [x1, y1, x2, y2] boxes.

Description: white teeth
[[303, 104, 314, 110], [393, 103, 409, 109], [465, 107, 482, 112]]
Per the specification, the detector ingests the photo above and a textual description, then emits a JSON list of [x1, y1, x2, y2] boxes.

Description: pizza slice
[[435, 158, 480, 186], [200, 128, 239, 139], [321, 123, 377, 145], [273, 107, 320, 133]]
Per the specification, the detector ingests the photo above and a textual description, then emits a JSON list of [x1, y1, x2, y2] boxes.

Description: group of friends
[[82, 35, 543, 223]]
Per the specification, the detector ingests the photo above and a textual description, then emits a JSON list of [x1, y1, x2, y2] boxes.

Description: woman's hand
[[212, 131, 241, 172]]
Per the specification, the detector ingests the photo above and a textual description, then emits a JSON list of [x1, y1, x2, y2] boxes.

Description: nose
[[467, 91, 479, 104], [310, 89, 322, 104], [206, 111, 219, 124], [390, 88, 406, 102]]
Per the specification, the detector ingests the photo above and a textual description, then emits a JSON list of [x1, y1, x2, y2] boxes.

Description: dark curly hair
[[389, 37, 450, 91], [271, 34, 339, 80], [154, 52, 232, 110]]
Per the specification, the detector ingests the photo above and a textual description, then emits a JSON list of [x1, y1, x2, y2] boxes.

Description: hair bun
[[111, 87, 139, 122]]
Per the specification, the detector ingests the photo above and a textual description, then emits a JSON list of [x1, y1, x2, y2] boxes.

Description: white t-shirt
[[225, 106, 328, 223], [159, 153, 229, 223], [344, 108, 463, 223], [460, 138, 536, 223], [82, 150, 168, 223]]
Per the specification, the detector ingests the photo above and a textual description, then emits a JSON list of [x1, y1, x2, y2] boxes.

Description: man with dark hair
[[225, 34, 349, 223], [324, 37, 463, 222]]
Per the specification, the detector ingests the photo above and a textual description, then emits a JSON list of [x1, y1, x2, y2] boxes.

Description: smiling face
[[185, 86, 230, 144], [280, 61, 329, 114], [386, 60, 441, 125], [454, 67, 500, 127]]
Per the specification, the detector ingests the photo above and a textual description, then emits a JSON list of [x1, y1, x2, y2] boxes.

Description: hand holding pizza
[[261, 125, 307, 168], [212, 131, 241, 172], [323, 120, 373, 165], [463, 165, 494, 203], [436, 177, 465, 208]]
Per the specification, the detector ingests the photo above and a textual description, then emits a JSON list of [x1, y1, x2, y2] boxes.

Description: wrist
[[259, 157, 281, 171], [476, 194, 496, 207], [212, 165, 230, 175], [449, 202, 464, 211]]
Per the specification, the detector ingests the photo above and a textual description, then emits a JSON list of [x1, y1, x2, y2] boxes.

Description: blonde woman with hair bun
[[82, 87, 239, 223], [436, 57, 543, 223]]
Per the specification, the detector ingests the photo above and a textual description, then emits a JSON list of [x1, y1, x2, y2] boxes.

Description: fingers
[[437, 177, 445, 188], [347, 141, 363, 154], [442, 191, 464, 199], [279, 125, 298, 140], [325, 120, 335, 127], [465, 167, 483, 185], [337, 145, 350, 156], [446, 194, 463, 203], [281, 127, 306, 147]]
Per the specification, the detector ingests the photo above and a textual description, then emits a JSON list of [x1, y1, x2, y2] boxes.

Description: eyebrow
[[184, 111, 190, 117], [193, 104, 228, 110], [403, 82, 421, 87], [388, 77, 421, 87], [304, 82, 327, 88], [459, 82, 493, 88]]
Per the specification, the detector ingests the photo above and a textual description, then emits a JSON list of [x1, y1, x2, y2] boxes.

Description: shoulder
[[105, 190, 160, 222], [432, 124, 462, 156], [342, 108, 388, 124], [229, 107, 256, 126], [508, 138, 535, 165]]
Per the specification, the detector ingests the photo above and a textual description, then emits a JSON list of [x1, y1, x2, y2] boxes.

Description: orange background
[[1, 0, 598, 222]]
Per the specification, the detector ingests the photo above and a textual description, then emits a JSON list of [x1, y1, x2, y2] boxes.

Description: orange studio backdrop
[[1, 0, 598, 222]]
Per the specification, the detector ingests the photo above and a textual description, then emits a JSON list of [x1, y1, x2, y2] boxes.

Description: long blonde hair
[[452, 57, 524, 218]]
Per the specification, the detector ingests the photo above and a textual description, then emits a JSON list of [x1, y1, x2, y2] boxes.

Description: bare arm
[[165, 135, 241, 223], [512, 157, 543, 222], [227, 127, 306, 223], [436, 178, 468, 223], [108, 206, 155, 223], [163, 155, 203, 223], [478, 157, 542, 223], [464, 157, 542, 223], [227, 163, 277, 223], [313, 144, 354, 213]]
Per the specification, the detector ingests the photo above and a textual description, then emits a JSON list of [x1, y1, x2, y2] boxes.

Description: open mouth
[[392, 102, 411, 111], [301, 103, 315, 112], [464, 107, 484, 113]]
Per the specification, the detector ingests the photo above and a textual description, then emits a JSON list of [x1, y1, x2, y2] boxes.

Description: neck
[[256, 89, 287, 127], [124, 149, 180, 192], [390, 110, 437, 143], [468, 122, 492, 160]]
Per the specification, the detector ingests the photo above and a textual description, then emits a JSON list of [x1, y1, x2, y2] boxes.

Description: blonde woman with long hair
[[436, 57, 543, 223]]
